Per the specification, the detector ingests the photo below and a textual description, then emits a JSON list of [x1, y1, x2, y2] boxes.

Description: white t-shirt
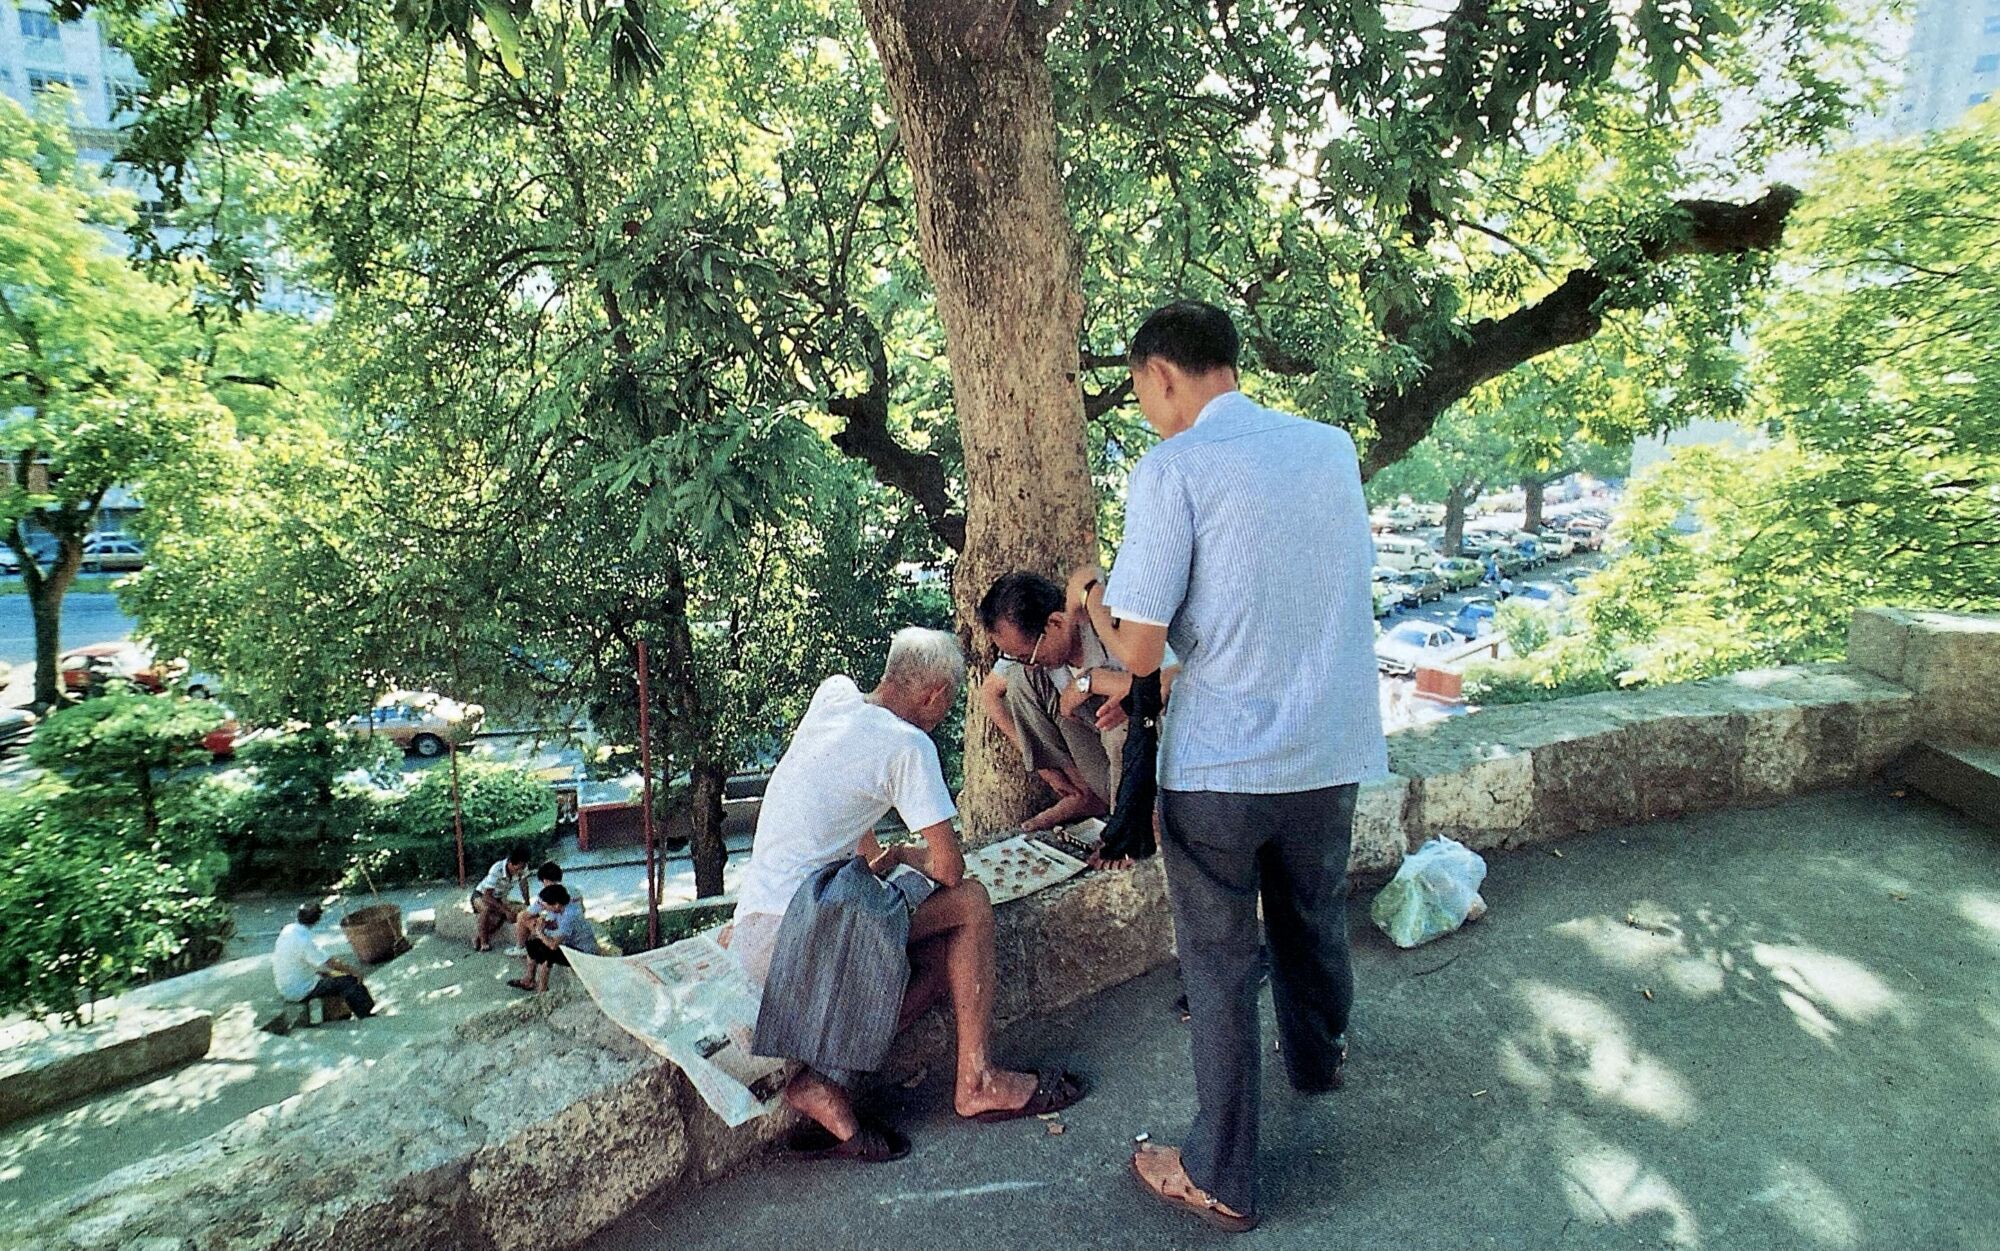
[[476, 858, 523, 897], [273, 921, 328, 1001], [734, 676, 957, 918]]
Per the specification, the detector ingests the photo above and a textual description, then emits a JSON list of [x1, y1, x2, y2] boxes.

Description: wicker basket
[[340, 903, 407, 965]]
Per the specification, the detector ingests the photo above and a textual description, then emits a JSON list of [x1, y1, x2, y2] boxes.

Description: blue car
[[1451, 598, 1498, 639]]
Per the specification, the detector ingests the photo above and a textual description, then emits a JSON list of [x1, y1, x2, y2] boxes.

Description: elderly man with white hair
[[731, 627, 1086, 1163]]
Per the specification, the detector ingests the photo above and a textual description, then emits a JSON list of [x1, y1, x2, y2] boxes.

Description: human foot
[[1022, 793, 1106, 833], [956, 1067, 1085, 1121], [1130, 1144, 1258, 1232], [783, 1069, 859, 1142]]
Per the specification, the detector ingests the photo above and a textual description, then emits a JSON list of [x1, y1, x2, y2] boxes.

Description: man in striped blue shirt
[[1080, 300, 1387, 1231]]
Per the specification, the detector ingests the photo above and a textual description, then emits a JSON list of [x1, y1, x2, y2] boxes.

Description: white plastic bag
[[1370, 835, 1489, 948]]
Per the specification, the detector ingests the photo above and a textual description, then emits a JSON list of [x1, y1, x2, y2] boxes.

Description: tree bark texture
[[25, 534, 82, 712], [1442, 481, 1477, 558], [1522, 477, 1545, 532], [857, 0, 1097, 840], [689, 758, 728, 901]]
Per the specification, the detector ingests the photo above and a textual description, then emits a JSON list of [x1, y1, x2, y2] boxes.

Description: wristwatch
[[1075, 671, 1092, 695]]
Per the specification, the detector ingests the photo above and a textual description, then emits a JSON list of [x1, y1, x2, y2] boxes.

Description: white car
[[1375, 621, 1460, 677]]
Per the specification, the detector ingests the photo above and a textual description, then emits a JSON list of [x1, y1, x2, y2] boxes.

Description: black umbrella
[[1093, 670, 1163, 861]]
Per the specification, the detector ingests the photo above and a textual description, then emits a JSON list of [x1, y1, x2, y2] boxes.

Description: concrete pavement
[[581, 787, 1999, 1251]]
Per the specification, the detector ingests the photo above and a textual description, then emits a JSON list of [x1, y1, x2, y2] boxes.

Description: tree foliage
[[0, 95, 241, 707], [1511, 108, 2000, 690]]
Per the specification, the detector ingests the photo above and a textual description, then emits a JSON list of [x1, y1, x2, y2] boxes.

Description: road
[[0, 591, 135, 668]]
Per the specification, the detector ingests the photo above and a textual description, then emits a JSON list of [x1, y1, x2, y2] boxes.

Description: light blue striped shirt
[[1105, 391, 1388, 793]]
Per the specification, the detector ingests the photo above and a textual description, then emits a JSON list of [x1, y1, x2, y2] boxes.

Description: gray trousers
[[1001, 665, 1124, 804], [1161, 784, 1358, 1217]]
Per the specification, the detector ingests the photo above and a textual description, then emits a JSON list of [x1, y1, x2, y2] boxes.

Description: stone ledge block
[[1899, 611, 2000, 746], [0, 1007, 213, 1128], [21, 866, 1175, 1251], [433, 888, 478, 947], [1846, 606, 1915, 684], [1350, 775, 1412, 873]]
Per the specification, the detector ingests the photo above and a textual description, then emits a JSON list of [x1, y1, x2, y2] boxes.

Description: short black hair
[[537, 860, 563, 883], [978, 571, 1064, 638], [539, 884, 570, 907], [1127, 300, 1240, 374], [297, 902, 323, 926], [507, 845, 531, 866]]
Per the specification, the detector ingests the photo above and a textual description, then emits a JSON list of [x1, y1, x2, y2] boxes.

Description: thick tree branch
[[825, 313, 965, 552], [1084, 377, 1132, 419], [1361, 185, 1801, 478]]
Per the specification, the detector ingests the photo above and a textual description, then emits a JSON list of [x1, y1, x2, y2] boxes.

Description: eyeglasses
[[998, 628, 1048, 667]]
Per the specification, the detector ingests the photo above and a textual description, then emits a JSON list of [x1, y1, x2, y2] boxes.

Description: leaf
[[477, 1, 525, 80]]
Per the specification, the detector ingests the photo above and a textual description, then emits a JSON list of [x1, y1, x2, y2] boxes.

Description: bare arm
[[978, 670, 1024, 753], [1071, 566, 1167, 676], [898, 818, 966, 888]]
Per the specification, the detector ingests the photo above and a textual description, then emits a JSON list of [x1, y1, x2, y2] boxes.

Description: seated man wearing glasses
[[976, 571, 1149, 833]]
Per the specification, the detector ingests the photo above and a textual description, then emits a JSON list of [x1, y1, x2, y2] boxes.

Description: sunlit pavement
[[582, 786, 1999, 1251]]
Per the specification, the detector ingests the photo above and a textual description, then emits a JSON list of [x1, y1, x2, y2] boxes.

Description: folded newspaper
[[566, 834, 1087, 1125]]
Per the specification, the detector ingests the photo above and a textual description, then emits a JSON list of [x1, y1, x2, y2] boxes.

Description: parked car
[[1451, 598, 1500, 640], [1371, 565, 1422, 609], [79, 535, 146, 573], [343, 690, 485, 757], [1434, 557, 1485, 591], [1373, 534, 1437, 573], [1400, 567, 1447, 604], [1375, 620, 1460, 676], [59, 642, 168, 695], [0, 707, 37, 754], [1535, 529, 1579, 560], [202, 711, 241, 761], [1515, 581, 1572, 607], [1565, 520, 1606, 551]]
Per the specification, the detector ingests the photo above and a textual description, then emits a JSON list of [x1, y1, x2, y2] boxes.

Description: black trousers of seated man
[[1159, 783, 1357, 1219], [307, 973, 375, 1019]]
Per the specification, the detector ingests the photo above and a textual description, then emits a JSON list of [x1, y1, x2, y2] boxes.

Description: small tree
[[0, 96, 235, 709], [28, 693, 224, 842]]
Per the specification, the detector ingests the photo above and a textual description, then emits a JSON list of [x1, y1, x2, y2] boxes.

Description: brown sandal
[[1130, 1145, 1260, 1232], [787, 1117, 911, 1163], [966, 1069, 1087, 1123]]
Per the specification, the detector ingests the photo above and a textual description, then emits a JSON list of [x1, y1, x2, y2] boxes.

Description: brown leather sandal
[[787, 1117, 911, 1163], [1130, 1144, 1260, 1232]]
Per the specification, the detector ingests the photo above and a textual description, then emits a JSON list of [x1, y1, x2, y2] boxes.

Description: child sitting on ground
[[509, 884, 601, 993], [510, 861, 570, 956]]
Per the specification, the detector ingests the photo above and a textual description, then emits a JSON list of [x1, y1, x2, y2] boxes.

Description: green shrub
[[1464, 634, 1629, 706], [597, 899, 736, 955], [351, 761, 555, 886], [0, 783, 233, 1023]]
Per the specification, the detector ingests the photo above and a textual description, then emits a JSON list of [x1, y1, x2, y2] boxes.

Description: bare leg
[[898, 933, 953, 1032], [1022, 767, 1109, 832], [907, 883, 1038, 1117]]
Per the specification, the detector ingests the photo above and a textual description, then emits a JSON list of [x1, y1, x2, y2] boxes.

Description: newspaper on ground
[[567, 836, 1087, 1125], [566, 932, 788, 1128]]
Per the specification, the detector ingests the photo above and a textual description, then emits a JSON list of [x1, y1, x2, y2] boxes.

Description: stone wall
[[12, 864, 1172, 1251], [1375, 663, 1915, 864], [19, 608, 1987, 1250], [1846, 607, 2000, 746]]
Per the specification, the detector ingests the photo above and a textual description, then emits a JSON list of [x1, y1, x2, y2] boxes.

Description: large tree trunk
[[1442, 482, 1474, 558], [24, 537, 82, 712], [1522, 477, 1545, 532], [858, 1, 1096, 840], [688, 757, 728, 901]]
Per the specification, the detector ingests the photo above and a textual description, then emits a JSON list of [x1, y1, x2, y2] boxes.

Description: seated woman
[[509, 884, 600, 992]]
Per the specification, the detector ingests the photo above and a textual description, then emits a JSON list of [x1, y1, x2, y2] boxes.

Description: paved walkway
[[582, 788, 1998, 1251]]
